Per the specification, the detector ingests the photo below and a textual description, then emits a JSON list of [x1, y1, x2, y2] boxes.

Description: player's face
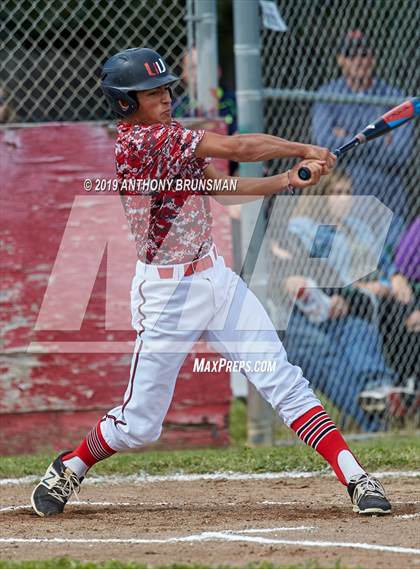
[[337, 54, 375, 89], [136, 86, 172, 125]]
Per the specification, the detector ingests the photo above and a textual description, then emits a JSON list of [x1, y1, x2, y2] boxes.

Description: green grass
[[229, 397, 248, 445], [1, 400, 418, 478], [0, 433, 418, 479], [0, 560, 362, 569], [0, 406, 413, 569]]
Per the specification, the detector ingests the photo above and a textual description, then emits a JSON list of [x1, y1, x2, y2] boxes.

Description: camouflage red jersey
[[116, 120, 213, 264]]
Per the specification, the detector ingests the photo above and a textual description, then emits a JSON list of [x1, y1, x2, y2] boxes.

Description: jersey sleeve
[[141, 123, 208, 178]]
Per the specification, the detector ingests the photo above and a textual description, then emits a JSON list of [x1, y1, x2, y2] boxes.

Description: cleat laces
[[349, 474, 386, 501], [47, 470, 81, 504]]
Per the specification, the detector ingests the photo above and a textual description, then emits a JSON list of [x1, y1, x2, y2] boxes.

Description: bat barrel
[[297, 98, 419, 182]]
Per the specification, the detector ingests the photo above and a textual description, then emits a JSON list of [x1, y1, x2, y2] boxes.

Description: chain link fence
[[262, 0, 419, 432], [2, 0, 419, 435], [1, 0, 189, 123]]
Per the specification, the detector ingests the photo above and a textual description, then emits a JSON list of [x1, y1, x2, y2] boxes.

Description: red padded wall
[[0, 119, 233, 454]]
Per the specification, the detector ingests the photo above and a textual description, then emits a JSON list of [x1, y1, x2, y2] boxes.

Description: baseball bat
[[298, 97, 420, 181]]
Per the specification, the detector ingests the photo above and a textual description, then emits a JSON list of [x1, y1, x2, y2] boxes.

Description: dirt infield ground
[[1, 474, 419, 568]]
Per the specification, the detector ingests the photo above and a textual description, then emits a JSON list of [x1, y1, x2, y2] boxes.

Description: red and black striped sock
[[62, 421, 116, 477], [291, 405, 365, 485]]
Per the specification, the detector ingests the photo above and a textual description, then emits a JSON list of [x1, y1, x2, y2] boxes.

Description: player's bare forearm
[[204, 160, 330, 203], [230, 172, 290, 198], [196, 131, 336, 166], [234, 134, 337, 165], [230, 133, 309, 162], [204, 165, 289, 203]]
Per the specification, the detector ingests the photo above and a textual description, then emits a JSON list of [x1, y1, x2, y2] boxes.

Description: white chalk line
[[3, 499, 419, 514], [0, 500, 174, 513], [0, 502, 130, 513], [261, 500, 301, 505], [3, 495, 419, 514], [0, 532, 419, 555], [261, 500, 420, 507], [232, 526, 315, 533], [395, 513, 420, 520], [1, 470, 419, 487]]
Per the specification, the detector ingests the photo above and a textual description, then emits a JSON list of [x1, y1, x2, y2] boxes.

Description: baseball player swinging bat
[[298, 97, 420, 180]]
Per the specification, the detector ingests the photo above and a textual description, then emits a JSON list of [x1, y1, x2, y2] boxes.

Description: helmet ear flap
[[118, 99, 131, 112], [118, 91, 138, 116], [115, 91, 138, 117], [102, 86, 138, 117]]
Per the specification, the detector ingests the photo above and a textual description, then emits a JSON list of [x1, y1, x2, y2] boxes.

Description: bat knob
[[298, 167, 311, 181]]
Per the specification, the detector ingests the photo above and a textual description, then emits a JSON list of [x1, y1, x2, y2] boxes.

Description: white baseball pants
[[101, 250, 321, 450]]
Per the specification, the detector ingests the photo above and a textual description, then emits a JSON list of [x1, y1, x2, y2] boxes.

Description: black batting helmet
[[101, 47, 178, 117]]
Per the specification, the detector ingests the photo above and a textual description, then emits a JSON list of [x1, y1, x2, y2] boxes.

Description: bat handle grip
[[297, 147, 341, 180]]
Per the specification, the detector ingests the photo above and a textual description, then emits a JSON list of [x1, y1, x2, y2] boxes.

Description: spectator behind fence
[[394, 217, 420, 390], [355, 215, 419, 378], [312, 30, 414, 234], [268, 170, 399, 431], [356, 216, 419, 418], [172, 47, 237, 136], [318, 172, 420, 415], [395, 217, 420, 284], [0, 88, 13, 123]]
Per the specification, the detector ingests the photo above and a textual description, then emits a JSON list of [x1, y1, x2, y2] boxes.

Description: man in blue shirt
[[312, 31, 414, 238]]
